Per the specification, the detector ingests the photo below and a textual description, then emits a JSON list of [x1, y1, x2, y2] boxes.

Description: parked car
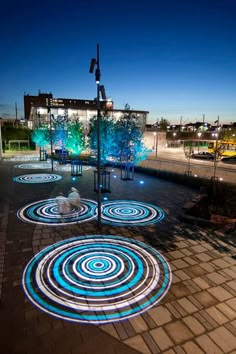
[[191, 152, 214, 160], [221, 155, 236, 164]]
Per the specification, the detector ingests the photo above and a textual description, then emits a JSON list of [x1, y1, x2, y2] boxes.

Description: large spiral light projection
[[13, 173, 62, 183], [17, 198, 97, 225], [15, 163, 51, 169], [22, 235, 172, 323], [101, 200, 165, 226]]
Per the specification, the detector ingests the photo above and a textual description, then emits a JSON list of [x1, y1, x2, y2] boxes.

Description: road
[[141, 148, 236, 184]]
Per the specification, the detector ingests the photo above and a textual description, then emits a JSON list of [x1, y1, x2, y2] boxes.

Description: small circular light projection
[[13, 173, 62, 184], [101, 200, 165, 226]]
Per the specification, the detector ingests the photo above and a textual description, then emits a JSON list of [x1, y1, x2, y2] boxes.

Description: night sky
[[1, 0, 236, 124]]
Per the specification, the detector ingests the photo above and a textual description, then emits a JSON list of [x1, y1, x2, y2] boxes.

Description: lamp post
[[48, 106, 54, 172], [197, 132, 202, 152], [173, 132, 176, 147], [90, 44, 102, 227], [0, 118, 3, 160]]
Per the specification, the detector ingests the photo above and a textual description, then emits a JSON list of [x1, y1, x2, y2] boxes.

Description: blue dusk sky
[[1, 0, 236, 125]]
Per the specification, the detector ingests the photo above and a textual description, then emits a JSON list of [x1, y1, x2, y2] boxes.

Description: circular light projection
[[17, 198, 97, 225], [54, 165, 92, 172], [13, 173, 62, 183], [15, 163, 51, 169], [22, 235, 172, 323], [101, 200, 165, 226]]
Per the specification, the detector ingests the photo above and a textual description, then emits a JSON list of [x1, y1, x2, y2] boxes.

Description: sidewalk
[[0, 159, 236, 354]]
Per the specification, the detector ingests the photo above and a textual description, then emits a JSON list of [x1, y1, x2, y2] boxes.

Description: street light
[[197, 132, 202, 152], [0, 118, 3, 160], [173, 132, 176, 147], [89, 43, 103, 227], [48, 106, 54, 172]]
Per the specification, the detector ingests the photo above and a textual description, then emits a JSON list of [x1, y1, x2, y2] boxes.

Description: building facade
[[24, 92, 149, 132]]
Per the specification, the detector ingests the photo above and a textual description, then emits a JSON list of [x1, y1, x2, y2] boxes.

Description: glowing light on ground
[[101, 200, 165, 226], [17, 198, 97, 225], [13, 173, 62, 183], [22, 235, 172, 323]]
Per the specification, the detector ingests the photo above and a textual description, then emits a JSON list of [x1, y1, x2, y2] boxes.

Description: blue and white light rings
[[17, 198, 97, 225], [13, 173, 62, 183], [22, 235, 172, 323], [15, 163, 51, 169], [101, 200, 165, 226]]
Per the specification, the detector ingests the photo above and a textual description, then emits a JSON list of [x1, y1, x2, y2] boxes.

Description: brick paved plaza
[[0, 159, 235, 354]]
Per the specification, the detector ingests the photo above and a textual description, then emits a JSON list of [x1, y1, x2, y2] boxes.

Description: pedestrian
[[55, 192, 70, 221], [68, 187, 81, 210]]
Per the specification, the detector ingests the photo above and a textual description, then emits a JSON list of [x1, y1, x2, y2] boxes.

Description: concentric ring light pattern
[[17, 199, 97, 225], [15, 163, 51, 169], [101, 200, 165, 226], [22, 235, 172, 324], [13, 173, 62, 183]]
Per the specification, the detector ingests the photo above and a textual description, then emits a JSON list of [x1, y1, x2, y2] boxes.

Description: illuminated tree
[[88, 113, 116, 165], [31, 125, 50, 148], [113, 109, 150, 164], [64, 120, 87, 155]]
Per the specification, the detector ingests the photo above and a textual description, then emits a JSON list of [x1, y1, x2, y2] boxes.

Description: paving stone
[[124, 335, 152, 354], [99, 323, 119, 340], [196, 334, 223, 354], [162, 350, 175, 354], [164, 320, 194, 344], [208, 285, 233, 301], [141, 312, 158, 329], [226, 280, 236, 292], [179, 248, 193, 256], [150, 327, 173, 351], [226, 297, 236, 311], [167, 250, 186, 259], [206, 272, 228, 285], [199, 309, 219, 328], [182, 341, 205, 354], [194, 290, 218, 307], [216, 302, 236, 320], [128, 315, 149, 334], [209, 326, 236, 352], [148, 305, 172, 326], [171, 259, 189, 269], [173, 345, 185, 354], [192, 276, 210, 289], [221, 267, 236, 279], [225, 322, 236, 338], [177, 297, 198, 314], [183, 315, 205, 335], [187, 265, 206, 277], [212, 259, 232, 269], [183, 256, 198, 265], [189, 245, 208, 254], [172, 274, 181, 284], [187, 294, 204, 310], [206, 306, 229, 325], [142, 332, 161, 354], [223, 256, 236, 266], [165, 303, 182, 319], [200, 262, 217, 273], [195, 253, 213, 262], [174, 270, 190, 280], [113, 322, 129, 340], [170, 283, 192, 298]]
